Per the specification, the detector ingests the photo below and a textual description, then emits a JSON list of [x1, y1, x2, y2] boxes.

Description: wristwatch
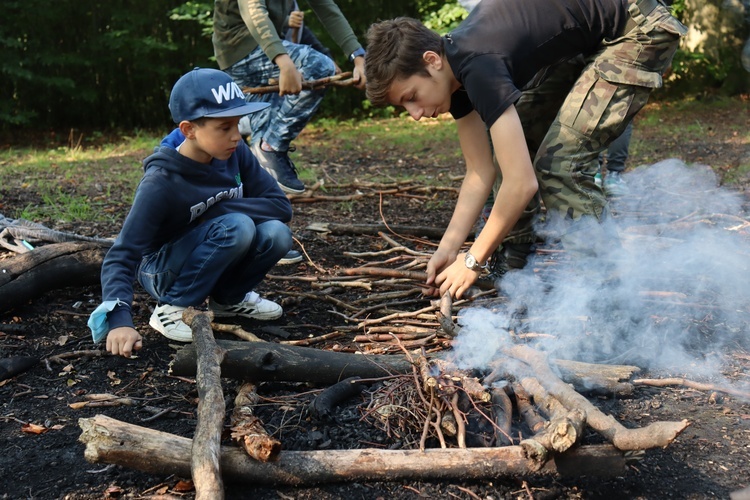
[[464, 252, 485, 272], [349, 47, 366, 63]]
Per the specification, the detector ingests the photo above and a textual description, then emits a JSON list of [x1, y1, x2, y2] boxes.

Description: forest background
[[2, 0, 750, 138]]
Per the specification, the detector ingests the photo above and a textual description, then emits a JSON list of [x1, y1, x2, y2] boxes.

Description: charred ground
[[1, 97, 750, 499]]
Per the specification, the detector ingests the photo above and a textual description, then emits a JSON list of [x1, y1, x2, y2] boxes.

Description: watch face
[[465, 254, 477, 269]]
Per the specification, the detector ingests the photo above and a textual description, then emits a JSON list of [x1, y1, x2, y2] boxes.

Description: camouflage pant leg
[[535, 2, 686, 231], [493, 60, 584, 246]]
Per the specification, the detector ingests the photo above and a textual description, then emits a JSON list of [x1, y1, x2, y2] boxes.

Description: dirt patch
[[1, 100, 750, 499]]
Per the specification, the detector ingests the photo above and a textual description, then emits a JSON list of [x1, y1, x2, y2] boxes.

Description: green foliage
[[1, 0, 212, 131], [422, 2, 469, 34], [1, 0, 748, 131]]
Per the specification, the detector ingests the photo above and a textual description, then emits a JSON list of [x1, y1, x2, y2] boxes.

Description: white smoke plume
[[453, 159, 750, 381]]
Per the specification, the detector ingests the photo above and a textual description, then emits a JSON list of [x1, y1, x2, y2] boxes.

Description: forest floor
[[1, 95, 750, 499]]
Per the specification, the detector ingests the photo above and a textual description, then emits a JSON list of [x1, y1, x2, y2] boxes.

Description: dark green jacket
[[213, 0, 362, 70]]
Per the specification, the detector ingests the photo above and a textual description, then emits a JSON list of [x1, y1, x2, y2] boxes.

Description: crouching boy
[[89, 68, 293, 357]]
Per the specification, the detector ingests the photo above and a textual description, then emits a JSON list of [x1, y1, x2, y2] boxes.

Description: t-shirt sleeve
[[450, 55, 523, 127]]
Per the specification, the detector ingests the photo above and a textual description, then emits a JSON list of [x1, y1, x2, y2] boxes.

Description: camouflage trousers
[[497, 0, 687, 253]]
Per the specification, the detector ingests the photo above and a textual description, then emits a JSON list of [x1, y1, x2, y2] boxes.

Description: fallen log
[[0, 242, 107, 313], [184, 309, 226, 500], [169, 339, 414, 383], [78, 415, 628, 484], [0, 355, 39, 382]]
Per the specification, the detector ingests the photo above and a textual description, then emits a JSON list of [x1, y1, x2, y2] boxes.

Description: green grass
[[2, 97, 748, 224], [0, 132, 158, 223]]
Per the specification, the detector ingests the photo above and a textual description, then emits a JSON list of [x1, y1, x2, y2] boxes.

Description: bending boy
[[89, 68, 293, 357], [365, 0, 685, 299]]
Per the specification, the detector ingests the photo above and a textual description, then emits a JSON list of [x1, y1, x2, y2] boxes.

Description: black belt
[[622, 0, 660, 35]]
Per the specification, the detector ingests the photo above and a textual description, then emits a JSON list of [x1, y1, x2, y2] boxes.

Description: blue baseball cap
[[169, 68, 269, 123]]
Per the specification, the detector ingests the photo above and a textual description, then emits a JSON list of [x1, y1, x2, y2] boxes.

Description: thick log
[[0, 355, 39, 381], [78, 415, 628, 484], [185, 309, 226, 500], [0, 242, 106, 313], [169, 339, 414, 383], [553, 358, 639, 396]]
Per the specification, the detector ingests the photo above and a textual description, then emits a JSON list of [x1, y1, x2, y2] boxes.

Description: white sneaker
[[209, 291, 283, 320], [149, 304, 192, 342]]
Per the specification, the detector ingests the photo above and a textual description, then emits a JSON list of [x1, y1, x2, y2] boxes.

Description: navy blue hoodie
[[100, 129, 292, 331]]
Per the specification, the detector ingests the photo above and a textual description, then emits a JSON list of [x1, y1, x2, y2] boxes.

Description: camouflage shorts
[[499, 0, 687, 249]]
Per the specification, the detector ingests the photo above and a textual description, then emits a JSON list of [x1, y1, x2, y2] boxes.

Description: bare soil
[[1, 98, 750, 500]]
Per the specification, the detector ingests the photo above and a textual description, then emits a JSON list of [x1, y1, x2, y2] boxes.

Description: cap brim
[[204, 101, 271, 118]]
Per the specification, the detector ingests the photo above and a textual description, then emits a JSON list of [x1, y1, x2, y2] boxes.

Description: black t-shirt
[[446, 0, 628, 126]]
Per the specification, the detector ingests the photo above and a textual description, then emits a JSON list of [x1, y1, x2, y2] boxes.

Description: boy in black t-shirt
[[365, 0, 685, 299]]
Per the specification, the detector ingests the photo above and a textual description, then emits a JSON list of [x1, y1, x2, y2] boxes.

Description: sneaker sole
[[211, 307, 283, 321], [149, 314, 193, 342], [277, 254, 304, 265], [277, 182, 306, 195]]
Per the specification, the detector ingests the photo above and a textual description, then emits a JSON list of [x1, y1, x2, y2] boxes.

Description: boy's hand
[[275, 54, 303, 95], [435, 254, 481, 299], [425, 248, 455, 296], [351, 56, 366, 90], [106, 327, 142, 358], [288, 10, 304, 29]]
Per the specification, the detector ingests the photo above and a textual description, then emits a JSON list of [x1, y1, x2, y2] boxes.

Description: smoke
[[454, 159, 750, 379]]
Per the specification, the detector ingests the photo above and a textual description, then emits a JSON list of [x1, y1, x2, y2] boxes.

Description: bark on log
[[0, 242, 106, 313], [185, 309, 226, 500], [520, 377, 585, 453], [512, 382, 546, 433], [230, 383, 281, 462], [169, 339, 414, 383], [553, 358, 639, 396], [78, 415, 628, 484], [507, 345, 690, 450]]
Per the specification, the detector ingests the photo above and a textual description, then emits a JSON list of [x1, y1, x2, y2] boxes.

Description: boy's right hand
[[106, 327, 142, 358], [288, 10, 304, 29]]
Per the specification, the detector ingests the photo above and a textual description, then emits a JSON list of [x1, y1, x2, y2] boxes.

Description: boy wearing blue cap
[[89, 68, 293, 358]]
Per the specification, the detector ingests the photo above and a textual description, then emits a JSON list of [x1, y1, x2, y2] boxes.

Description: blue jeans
[[599, 121, 633, 173], [138, 214, 291, 307], [225, 40, 335, 152]]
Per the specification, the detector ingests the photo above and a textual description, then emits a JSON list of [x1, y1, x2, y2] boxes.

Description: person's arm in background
[[307, 0, 366, 88], [239, 0, 302, 95]]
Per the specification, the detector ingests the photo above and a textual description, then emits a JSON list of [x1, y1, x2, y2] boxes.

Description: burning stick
[[490, 385, 514, 445], [506, 345, 690, 450], [512, 382, 546, 434], [230, 383, 281, 462], [520, 377, 585, 454]]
